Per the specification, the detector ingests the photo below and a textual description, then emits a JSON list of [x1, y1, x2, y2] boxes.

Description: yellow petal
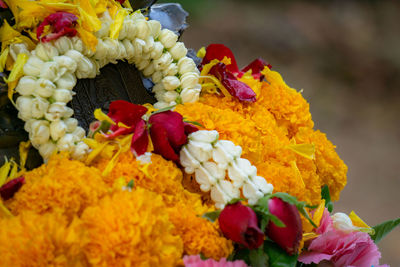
[[76, 26, 98, 52], [112, 176, 127, 190], [18, 141, 31, 169], [5, 53, 28, 103], [138, 163, 151, 178], [7, 160, 18, 181], [349, 211, 371, 229], [0, 47, 9, 72], [0, 199, 13, 218], [287, 143, 316, 160], [0, 20, 21, 50], [109, 8, 128, 39], [290, 160, 305, 188], [312, 199, 326, 227], [85, 141, 109, 165], [0, 160, 11, 187], [78, 0, 102, 32], [197, 46, 206, 58], [94, 108, 116, 125], [102, 143, 122, 176]]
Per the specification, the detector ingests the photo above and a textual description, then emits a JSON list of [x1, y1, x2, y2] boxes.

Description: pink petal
[[183, 255, 249, 267]]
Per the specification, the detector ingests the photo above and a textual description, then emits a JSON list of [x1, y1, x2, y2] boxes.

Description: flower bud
[[142, 62, 155, 77], [23, 55, 44, 76], [40, 61, 63, 81], [151, 71, 163, 84], [72, 126, 86, 140], [63, 107, 74, 118], [180, 87, 200, 103], [70, 36, 84, 53], [64, 118, 78, 132], [65, 50, 83, 63], [133, 38, 146, 58], [266, 197, 303, 255], [50, 120, 67, 141], [117, 41, 127, 60], [53, 36, 74, 54], [219, 201, 264, 249], [162, 76, 180, 91], [54, 55, 77, 73], [71, 141, 89, 160], [163, 91, 179, 102], [38, 141, 58, 160], [159, 29, 178, 49], [57, 133, 75, 152], [153, 52, 173, 71], [16, 76, 36, 96], [35, 78, 56, 98], [180, 72, 199, 89], [153, 101, 169, 109], [136, 20, 150, 40], [150, 41, 163, 60], [24, 119, 35, 132], [16, 96, 33, 120], [178, 56, 197, 75], [76, 56, 96, 79], [143, 36, 155, 54], [47, 102, 67, 121], [56, 72, 77, 90], [31, 96, 50, 119], [332, 213, 356, 233], [104, 38, 119, 59], [9, 43, 30, 61], [53, 89, 73, 103], [148, 20, 161, 39], [189, 130, 219, 143], [136, 59, 150, 71], [123, 39, 135, 59], [169, 42, 187, 60], [35, 42, 59, 61], [30, 120, 50, 146], [162, 63, 178, 76]]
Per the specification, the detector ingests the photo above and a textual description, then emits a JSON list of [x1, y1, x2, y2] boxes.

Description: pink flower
[[218, 202, 264, 249], [37, 12, 78, 42], [299, 209, 384, 267], [183, 255, 248, 267]]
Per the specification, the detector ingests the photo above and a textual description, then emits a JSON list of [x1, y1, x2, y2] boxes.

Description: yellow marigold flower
[[0, 211, 83, 266], [7, 153, 109, 220], [79, 188, 183, 266]]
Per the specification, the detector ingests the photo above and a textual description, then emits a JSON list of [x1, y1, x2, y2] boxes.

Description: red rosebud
[[149, 111, 188, 162], [202, 44, 239, 73], [0, 176, 25, 200], [219, 202, 264, 249], [209, 63, 256, 102], [183, 122, 199, 135], [131, 119, 149, 156], [106, 100, 148, 138], [266, 197, 303, 255], [37, 12, 78, 42]]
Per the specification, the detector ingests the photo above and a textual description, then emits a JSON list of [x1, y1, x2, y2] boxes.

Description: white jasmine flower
[[117, 41, 127, 60], [136, 59, 150, 71], [23, 55, 44, 76], [152, 82, 164, 93], [148, 20, 161, 38], [180, 72, 199, 89], [179, 146, 200, 174], [123, 39, 135, 59], [133, 38, 146, 58], [31, 96, 50, 119], [16, 76, 36, 96], [103, 38, 119, 60], [142, 62, 155, 77], [54, 56, 77, 73], [70, 36, 84, 53], [143, 36, 155, 53], [178, 57, 197, 75], [53, 89, 73, 103], [64, 118, 78, 132], [63, 107, 74, 118], [153, 52, 173, 71], [57, 133, 75, 152], [50, 120, 67, 141], [72, 126, 86, 139], [235, 158, 257, 177], [30, 120, 50, 146], [76, 56, 96, 79], [151, 71, 163, 83], [35, 78, 56, 98], [16, 96, 33, 120], [159, 29, 178, 49], [154, 90, 168, 102], [252, 176, 273, 195], [187, 140, 213, 162], [169, 42, 187, 60], [47, 102, 67, 120], [38, 141, 57, 161], [162, 63, 178, 76], [71, 141, 89, 160], [64, 50, 84, 64], [150, 41, 163, 60], [24, 119, 35, 132], [40, 61, 63, 81], [242, 179, 264, 205], [180, 87, 200, 103], [9, 43, 30, 61], [332, 213, 357, 233], [56, 72, 77, 90], [136, 19, 150, 40], [53, 36, 73, 54], [35, 42, 59, 61], [163, 91, 179, 102], [189, 130, 219, 143], [213, 140, 241, 166], [153, 101, 169, 109], [162, 76, 180, 91], [227, 161, 247, 188], [94, 40, 109, 60], [211, 181, 239, 209]]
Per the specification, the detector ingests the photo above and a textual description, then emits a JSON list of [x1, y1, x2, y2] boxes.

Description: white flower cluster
[[14, 10, 200, 161], [180, 130, 274, 209]]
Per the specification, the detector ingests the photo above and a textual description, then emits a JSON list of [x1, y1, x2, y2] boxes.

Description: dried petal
[[131, 120, 149, 156], [201, 44, 239, 73], [37, 12, 78, 42], [0, 176, 25, 200]]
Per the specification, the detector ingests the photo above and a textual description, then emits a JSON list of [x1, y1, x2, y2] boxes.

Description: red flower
[[0, 0, 7, 9], [266, 197, 303, 255], [37, 12, 78, 42], [149, 111, 189, 162], [219, 202, 264, 249], [0, 176, 25, 200], [201, 44, 272, 102], [116, 0, 126, 4]]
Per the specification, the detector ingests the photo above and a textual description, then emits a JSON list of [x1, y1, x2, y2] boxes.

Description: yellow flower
[[79, 188, 183, 266], [6, 153, 109, 221]]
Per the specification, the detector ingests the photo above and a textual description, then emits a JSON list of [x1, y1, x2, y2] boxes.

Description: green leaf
[[201, 210, 221, 222], [321, 185, 333, 212], [227, 198, 245, 205], [151, 105, 176, 115], [183, 119, 205, 128], [264, 240, 298, 267], [249, 246, 269, 267], [269, 214, 286, 228], [371, 217, 400, 243], [127, 179, 135, 189]]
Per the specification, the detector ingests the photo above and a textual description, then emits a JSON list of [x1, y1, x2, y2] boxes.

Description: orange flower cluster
[[176, 68, 347, 205]]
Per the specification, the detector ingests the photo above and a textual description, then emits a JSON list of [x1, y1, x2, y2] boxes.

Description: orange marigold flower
[[79, 188, 183, 266], [0, 211, 83, 266], [6, 153, 109, 220]]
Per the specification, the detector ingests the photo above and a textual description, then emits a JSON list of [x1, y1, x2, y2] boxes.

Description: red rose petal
[[209, 63, 256, 102], [131, 120, 149, 156], [0, 176, 25, 200], [149, 123, 180, 162], [37, 12, 78, 42], [201, 44, 239, 73], [241, 58, 272, 75], [183, 122, 199, 135]]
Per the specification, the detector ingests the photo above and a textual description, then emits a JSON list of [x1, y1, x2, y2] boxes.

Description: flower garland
[[4, 4, 201, 161]]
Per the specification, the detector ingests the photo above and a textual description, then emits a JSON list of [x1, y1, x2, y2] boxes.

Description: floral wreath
[[0, 0, 398, 266]]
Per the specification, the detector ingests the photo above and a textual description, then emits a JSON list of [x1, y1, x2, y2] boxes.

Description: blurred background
[[160, 0, 400, 265]]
